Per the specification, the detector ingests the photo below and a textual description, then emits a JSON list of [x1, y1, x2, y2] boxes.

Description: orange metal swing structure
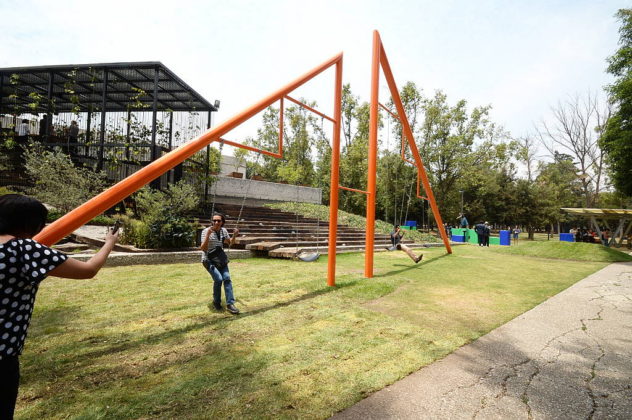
[[34, 30, 451, 287]]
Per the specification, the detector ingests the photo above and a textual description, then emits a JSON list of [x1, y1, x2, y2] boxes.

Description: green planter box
[[450, 228, 500, 245]]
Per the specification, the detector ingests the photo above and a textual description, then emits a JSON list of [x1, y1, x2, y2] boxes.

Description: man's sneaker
[[415, 255, 423, 264], [227, 304, 240, 315], [213, 302, 223, 311]]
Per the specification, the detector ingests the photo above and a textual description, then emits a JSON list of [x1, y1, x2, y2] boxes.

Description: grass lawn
[[16, 243, 629, 419], [496, 239, 632, 261]]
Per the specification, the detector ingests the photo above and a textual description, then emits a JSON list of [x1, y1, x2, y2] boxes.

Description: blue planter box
[[499, 230, 511, 246], [560, 233, 574, 242]]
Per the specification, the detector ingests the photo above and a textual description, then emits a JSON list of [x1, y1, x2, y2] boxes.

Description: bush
[[0, 186, 16, 196], [148, 214, 196, 248], [119, 215, 151, 249], [23, 145, 107, 213], [123, 182, 200, 249]]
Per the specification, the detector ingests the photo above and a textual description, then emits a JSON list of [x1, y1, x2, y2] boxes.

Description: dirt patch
[[364, 283, 499, 330]]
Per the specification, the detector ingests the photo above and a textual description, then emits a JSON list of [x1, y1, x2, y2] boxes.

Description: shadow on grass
[[373, 253, 452, 278], [29, 304, 82, 338], [41, 279, 361, 366], [235, 278, 359, 318]]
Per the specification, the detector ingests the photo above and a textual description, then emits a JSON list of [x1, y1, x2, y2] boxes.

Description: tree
[[536, 92, 610, 207], [341, 84, 359, 149], [23, 145, 106, 213], [516, 135, 539, 182], [602, 8, 632, 197], [249, 107, 282, 181], [414, 90, 509, 223]]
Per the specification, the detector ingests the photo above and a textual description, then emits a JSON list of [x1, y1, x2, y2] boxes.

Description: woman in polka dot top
[[0, 194, 119, 419]]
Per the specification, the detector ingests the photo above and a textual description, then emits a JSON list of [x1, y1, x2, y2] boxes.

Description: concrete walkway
[[332, 262, 632, 420]]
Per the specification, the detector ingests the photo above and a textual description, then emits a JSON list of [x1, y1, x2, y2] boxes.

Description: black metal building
[[0, 61, 218, 190]]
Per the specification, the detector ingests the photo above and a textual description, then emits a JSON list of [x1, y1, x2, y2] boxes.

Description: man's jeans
[[204, 262, 235, 305]]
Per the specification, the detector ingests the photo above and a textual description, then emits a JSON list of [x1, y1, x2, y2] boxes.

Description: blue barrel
[[499, 230, 511, 246], [559, 233, 574, 242]]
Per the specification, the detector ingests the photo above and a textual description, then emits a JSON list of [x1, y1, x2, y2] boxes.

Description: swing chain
[[209, 140, 224, 218]]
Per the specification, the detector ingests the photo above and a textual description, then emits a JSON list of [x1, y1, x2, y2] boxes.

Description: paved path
[[333, 262, 632, 420]]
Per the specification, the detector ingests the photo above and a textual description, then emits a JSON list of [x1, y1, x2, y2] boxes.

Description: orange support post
[[34, 53, 344, 263], [327, 58, 343, 287], [365, 30, 381, 278], [363, 30, 452, 279]]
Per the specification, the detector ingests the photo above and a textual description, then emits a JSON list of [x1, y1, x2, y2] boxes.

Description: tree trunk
[[528, 226, 535, 240]]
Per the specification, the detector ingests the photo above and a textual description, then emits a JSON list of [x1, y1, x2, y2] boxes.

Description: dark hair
[[0, 194, 48, 238], [212, 212, 226, 226]]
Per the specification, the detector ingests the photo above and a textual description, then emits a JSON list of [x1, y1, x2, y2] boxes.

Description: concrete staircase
[[196, 203, 421, 259]]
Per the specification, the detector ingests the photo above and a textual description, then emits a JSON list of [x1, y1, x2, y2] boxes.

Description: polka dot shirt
[[0, 238, 67, 360]]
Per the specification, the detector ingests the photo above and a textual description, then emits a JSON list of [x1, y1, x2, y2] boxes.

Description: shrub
[[89, 215, 116, 226], [124, 181, 200, 248], [23, 145, 107, 213], [0, 186, 16, 196], [148, 214, 196, 248], [119, 215, 151, 249]]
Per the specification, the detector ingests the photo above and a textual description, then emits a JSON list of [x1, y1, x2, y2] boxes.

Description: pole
[[327, 58, 343, 287], [365, 30, 380, 279], [97, 68, 108, 171]]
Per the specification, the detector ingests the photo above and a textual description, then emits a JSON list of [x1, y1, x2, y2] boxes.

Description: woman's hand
[[105, 228, 119, 244]]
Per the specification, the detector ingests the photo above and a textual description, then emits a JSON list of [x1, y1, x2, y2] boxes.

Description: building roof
[[0, 62, 217, 113], [561, 208, 632, 218]]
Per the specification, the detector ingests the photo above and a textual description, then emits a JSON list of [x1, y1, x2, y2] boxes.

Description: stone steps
[[268, 242, 431, 258], [235, 233, 380, 246], [246, 238, 414, 252], [192, 202, 431, 258]]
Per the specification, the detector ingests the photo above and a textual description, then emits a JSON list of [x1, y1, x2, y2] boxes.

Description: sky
[[0, 0, 627, 157]]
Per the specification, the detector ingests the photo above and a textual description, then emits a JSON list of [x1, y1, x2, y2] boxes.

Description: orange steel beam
[[35, 53, 344, 253], [285, 95, 335, 123], [375, 31, 452, 257], [278, 96, 284, 158], [339, 185, 369, 194], [416, 172, 425, 200], [378, 102, 399, 120], [365, 31, 381, 278], [327, 59, 343, 287], [219, 137, 283, 159]]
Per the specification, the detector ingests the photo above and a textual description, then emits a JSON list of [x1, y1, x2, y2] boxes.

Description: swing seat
[[297, 251, 321, 262]]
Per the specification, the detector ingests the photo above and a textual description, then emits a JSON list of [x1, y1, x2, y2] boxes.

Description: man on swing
[[390, 225, 423, 263]]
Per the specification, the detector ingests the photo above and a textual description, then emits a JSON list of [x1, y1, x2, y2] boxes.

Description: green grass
[[266, 202, 440, 243], [492, 240, 632, 262], [16, 244, 624, 419]]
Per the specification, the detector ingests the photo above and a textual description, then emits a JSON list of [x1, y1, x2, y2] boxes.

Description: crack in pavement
[[521, 361, 540, 420]]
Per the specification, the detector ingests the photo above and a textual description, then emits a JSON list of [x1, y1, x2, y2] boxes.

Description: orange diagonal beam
[[35, 53, 343, 246], [377, 32, 451, 255]]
